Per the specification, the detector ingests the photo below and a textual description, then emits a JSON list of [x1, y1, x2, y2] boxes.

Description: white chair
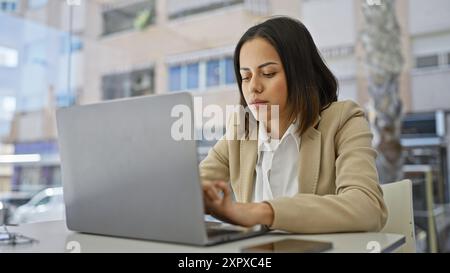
[[381, 179, 416, 253]]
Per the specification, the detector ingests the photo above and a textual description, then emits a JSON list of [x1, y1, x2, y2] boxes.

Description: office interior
[[1, 0, 450, 253]]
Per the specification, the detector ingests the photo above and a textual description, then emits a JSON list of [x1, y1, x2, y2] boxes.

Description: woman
[[200, 16, 387, 233]]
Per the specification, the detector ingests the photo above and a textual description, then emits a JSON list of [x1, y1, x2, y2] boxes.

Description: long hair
[[234, 16, 338, 137]]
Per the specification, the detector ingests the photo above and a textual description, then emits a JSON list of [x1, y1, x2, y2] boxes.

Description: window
[[130, 68, 154, 97], [60, 35, 83, 55], [401, 112, 439, 137], [225, 57, 235, 84], [35, 196, 51, 207], [169, 65, 182, 91], [102, 67, 154, 100], [0, 96, 16, 137], [27, 0, 47, 9], [169, 56, 234, 92], [415, 55, 439, 69], [1, 0, 18, 12], [186, 63, 199, 89], [0, 46, 19, 68], [169, 63, 199, 91], [102, 0, 155, 36], [56, 93, 76, 107], [206, 59, 220, 87]]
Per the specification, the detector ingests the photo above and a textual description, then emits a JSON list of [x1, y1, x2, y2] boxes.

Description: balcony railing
[[101, 0, 156, 36], [167, 0, 245, 20]]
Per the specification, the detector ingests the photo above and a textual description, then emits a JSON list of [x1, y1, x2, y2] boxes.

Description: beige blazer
[[199, 100, 388, 233]]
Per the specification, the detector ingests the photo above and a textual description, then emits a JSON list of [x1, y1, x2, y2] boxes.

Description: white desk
[[1, 221, 405, 253]]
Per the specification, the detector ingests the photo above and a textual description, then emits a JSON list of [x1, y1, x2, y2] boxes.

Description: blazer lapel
[[236, 116, 322, 201], [238, 140, 257, 203], [298, 118, 322, 194]]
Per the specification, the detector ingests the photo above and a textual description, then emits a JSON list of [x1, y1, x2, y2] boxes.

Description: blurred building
[[1, 0, 450, 192]]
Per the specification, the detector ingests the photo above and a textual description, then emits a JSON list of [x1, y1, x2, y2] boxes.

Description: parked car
[[0, 191, 34, 208], [0, 201, 6, 226], [0, 191, 35, 225], [9, 187, 65, 225]]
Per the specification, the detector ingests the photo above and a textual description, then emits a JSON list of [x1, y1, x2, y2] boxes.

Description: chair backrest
[[381, 179, 416, 253]]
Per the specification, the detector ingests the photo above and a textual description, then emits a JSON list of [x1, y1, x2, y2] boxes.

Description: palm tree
[[360, 0, 404, 183]]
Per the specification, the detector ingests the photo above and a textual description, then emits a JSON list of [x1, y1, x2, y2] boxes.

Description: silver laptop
[[56, 92, 267, 246]]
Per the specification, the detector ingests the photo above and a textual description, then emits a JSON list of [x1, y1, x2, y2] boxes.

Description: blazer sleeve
[[199, 111, 243, 182], [266, 102, 388, 233], [198, 136, 230, 182]]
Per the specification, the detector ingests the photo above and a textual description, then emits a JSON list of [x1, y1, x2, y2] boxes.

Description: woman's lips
[[250, 101, 270, 111], [250, 100, 269, 105]]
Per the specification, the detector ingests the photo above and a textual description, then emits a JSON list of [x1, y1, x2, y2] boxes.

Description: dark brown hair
[[234, 16, 338, 136]]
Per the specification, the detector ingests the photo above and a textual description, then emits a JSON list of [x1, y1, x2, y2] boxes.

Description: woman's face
[[239, 37, 289, 124]]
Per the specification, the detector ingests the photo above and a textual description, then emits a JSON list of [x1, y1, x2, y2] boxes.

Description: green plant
[[134, 9, 152, 31]]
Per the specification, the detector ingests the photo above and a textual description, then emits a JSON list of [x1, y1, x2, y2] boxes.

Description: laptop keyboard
[[206, 228, 242, 238], [205, 220, 266, 242]]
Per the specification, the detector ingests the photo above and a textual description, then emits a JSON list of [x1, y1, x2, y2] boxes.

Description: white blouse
[[252, 121, 301, 202]]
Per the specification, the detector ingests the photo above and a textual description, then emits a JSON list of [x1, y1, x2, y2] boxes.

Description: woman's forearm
[[244, 202, 274, 227]]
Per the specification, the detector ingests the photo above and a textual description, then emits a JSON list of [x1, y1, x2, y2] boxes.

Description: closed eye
[[263, 72, 276, 78], [241, 72, 275, 81]]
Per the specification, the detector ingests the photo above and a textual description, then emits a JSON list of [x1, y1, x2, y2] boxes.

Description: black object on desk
[[241, 239, 333, 253]]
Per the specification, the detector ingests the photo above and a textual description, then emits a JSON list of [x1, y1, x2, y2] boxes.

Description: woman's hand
[[202, 180, 274, 227]]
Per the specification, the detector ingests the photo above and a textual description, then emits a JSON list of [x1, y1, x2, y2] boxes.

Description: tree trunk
[[361, 0, 404, 183]]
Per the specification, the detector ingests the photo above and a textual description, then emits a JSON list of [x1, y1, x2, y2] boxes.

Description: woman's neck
[[264, 114, 293, 140]]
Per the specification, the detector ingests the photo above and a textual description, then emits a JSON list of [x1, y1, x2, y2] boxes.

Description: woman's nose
[[249, 76, 263, 94]]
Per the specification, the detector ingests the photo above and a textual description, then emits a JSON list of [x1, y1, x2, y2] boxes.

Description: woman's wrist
[[250, 202, 274, 227]]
